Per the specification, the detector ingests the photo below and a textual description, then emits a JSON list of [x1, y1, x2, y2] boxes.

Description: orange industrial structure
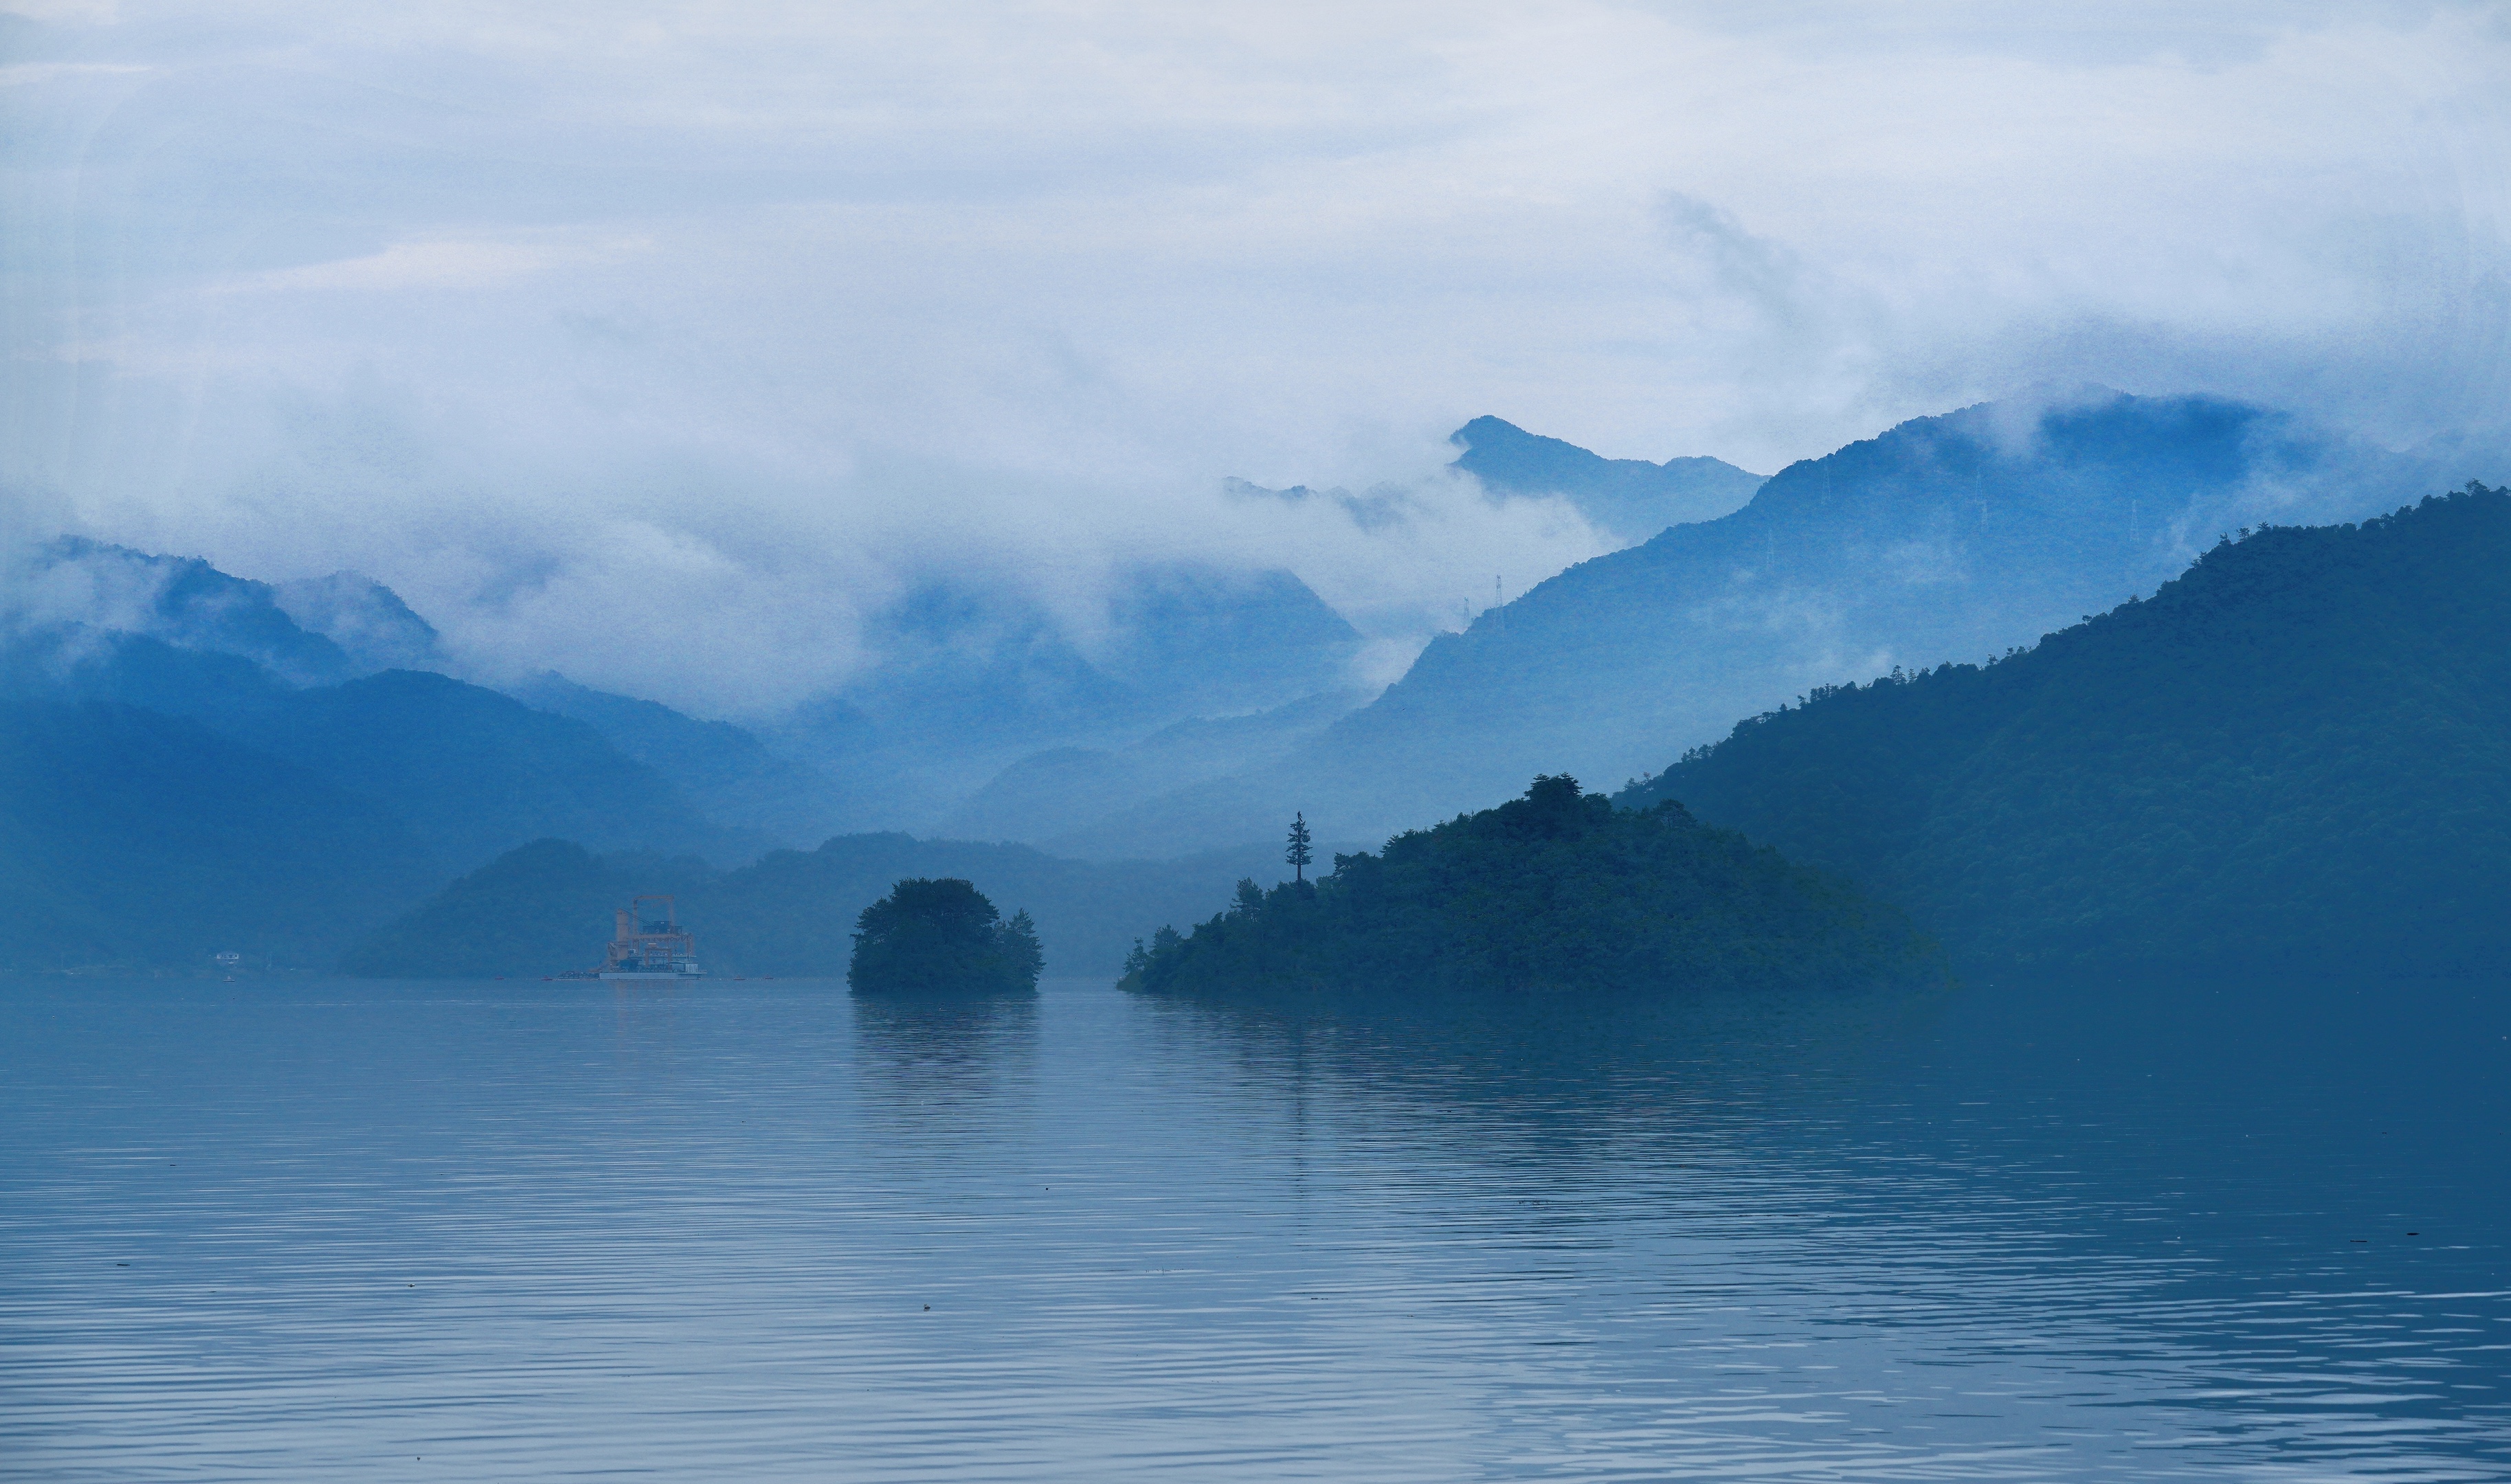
[[590, 895, 704, 980]]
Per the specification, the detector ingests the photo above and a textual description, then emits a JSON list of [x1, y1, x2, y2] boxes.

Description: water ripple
[[3, 974, 2505, 1480]]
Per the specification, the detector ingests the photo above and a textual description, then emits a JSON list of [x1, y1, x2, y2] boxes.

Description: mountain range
[[1045, 390, 2488, 857], [0, 699, 442, 971], [10, 398, 2502, 977], [1448, 415, 1767, 541], [0, 539, 1377, 971], [766, 563, 1370, 829]]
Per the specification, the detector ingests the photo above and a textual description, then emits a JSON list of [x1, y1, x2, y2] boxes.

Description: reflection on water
[[2, 971, 2504, 1481], [852, 993, 1040, 1076], [851, 994, 1040, 1152]]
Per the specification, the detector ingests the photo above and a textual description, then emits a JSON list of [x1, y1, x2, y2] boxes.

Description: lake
[[3, 972, 2506, 1481]]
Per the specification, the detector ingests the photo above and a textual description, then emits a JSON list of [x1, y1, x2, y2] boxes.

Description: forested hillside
[[1622, 486, 2511, 974], [1122, 776, 1940, 997]]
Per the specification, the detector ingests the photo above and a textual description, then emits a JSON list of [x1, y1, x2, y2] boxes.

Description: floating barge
[[574, 895, 704, 980]]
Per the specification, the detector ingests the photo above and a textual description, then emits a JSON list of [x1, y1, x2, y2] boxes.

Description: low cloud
[[1, 1, 2503, 716], [221, 237, 645, 295]]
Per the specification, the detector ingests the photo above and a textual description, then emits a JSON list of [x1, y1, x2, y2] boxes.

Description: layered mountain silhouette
[[14, 538, 367, 684], [1622, 485, 2511, 974], [2, 539, 1377, 969], [1054, 390, 2470, 856], [271, 571, 447, 673], [1, 543, 768, 969], [939, 688, 1370, 843], [509, 671, 851, 840], [770, 562, 1367, 829], [16, 395, 2502, 977], [3, 633, 741, 871], [0, 700, 442, 971], [939, 420, 1771, 846], [12, 537, 1374, 842], [1449, 416, 1767, 541], [343, 832, 1338, 978]]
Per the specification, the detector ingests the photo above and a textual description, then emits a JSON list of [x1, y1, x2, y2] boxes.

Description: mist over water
[[7, 972, 2503, 1480]]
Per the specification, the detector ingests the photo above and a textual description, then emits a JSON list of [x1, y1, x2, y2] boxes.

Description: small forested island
[[1121, 776, 1941, 996], [849, 877, 1045, 994]]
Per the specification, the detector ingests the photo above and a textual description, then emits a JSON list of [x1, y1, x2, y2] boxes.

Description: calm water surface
[[3, 972, 2506, 1481]]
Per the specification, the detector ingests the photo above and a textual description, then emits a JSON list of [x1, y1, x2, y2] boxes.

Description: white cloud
[[0, 1, 119, 23], [1, 0, 2504, 713], [221, 238, 638, 294], [0, 60, 146, 85]]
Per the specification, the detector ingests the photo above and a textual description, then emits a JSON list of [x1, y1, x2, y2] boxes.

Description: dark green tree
[[848, 877, 1042, 993], [1286, 811, 1313, 883]]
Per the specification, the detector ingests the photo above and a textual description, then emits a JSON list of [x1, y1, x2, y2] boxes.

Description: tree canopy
[[849, 876, 1044, 994], [1123, 776, 1940, 997]]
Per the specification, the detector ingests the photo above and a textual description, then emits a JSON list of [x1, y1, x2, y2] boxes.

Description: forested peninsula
[[1121, 776, 1942, 996]]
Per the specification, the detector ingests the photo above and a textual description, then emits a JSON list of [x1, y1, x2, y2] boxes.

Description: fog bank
[[4, 1, 2503, 712]]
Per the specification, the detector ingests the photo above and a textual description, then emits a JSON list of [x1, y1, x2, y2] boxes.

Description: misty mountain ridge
[[827, 563, 1361, 739], [13, 538, 365, 686], [0, 638, 741, 974], [943, 414, 1774, 851], [941, 686, 1372, 846], [1225, 416, 1765, 551], [1449, 416, 1768, 543], [1622, 484, 2511, 974], [12, 412, 1787, 856], [0, 562, 826, 865], [1055, 388, 2489, 856], [3, 537, 1391, 972], [766, 561, 1369, 830], [1222, 478, 1416, 533], [271, 571, 447, 673], [17, 390, 2503, 982], [3, 631, 748, 875], [9, 533, 1381, 848], [507, 671, 854, 842]]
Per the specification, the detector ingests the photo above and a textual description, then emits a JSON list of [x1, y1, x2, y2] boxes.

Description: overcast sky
[[5, 1, 2506, 712]]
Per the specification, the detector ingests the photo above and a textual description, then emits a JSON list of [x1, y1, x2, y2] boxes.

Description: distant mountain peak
[[20, 537, 354, 686], [1447, 417, 1767, 543], [271, 572, 445, 675], [12, 539, 455, 688], [1723, 389, 2360, 542], [1073, 390, 2470, 857]]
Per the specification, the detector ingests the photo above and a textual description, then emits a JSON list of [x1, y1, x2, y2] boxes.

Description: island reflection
[[849, 991, 1040, 1114]]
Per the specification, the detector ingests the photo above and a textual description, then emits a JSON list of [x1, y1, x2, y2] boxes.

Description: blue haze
[[1054, 391, 2490, 855]]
